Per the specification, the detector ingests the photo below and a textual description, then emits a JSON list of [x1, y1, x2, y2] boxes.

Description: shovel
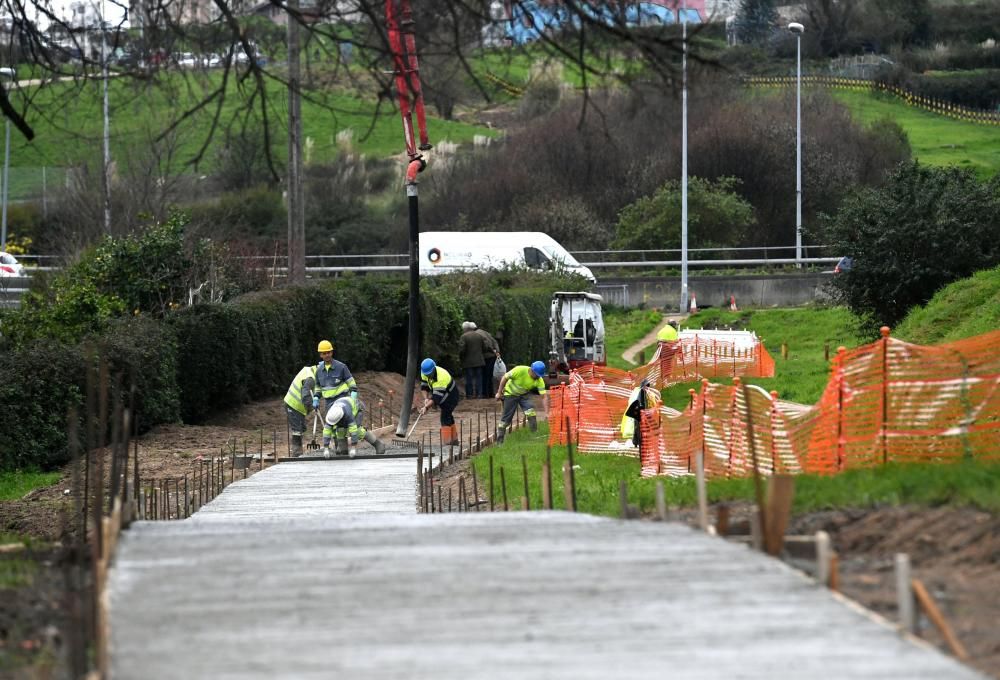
[[307, 410, 322, 450]]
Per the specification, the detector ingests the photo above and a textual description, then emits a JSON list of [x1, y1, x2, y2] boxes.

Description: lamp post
[[679, 0, 689, 314], [788, 22, 804, 267], [0, 66, 14, 253]]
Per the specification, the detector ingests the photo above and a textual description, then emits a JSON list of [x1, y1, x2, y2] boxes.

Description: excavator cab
[[549, 292, 606, 377]]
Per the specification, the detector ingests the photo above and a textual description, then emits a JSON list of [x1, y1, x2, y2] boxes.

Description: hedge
[[1, 271, 583, 470]]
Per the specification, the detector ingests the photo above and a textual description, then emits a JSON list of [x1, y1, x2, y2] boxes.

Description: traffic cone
[[730, 295, 738, 312], [689, 292, 698, 314]]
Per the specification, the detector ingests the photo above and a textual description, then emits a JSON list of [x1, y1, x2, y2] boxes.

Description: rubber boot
[[364, 430, 387, 455], [528, 415, 538, 432], [496, 423, 507, 444], [335, 438, 349, 456], [290, 435, 304, 457]]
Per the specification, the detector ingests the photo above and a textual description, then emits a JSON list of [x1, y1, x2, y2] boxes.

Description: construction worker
[[656, 320, 681, 377], [419, 358, 460, 445], [656, 319, 679, 342], [324, 393, 387, 458], [283, 364, 319, 457], [494, 360, 548, 443], [314, 340, 358, 452]]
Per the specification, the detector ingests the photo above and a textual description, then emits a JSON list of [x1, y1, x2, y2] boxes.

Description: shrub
[[0, 317, 180, 471], [613, 176, 755, 250], [819, 162, 1000, 337]]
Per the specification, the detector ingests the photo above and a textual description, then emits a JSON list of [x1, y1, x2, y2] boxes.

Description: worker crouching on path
[[495, 361, 548, 443], [314, 340, 358, 452], [283, 364, 319, 457], [324, 393, 386, 458], [419, 358, 461, 445]]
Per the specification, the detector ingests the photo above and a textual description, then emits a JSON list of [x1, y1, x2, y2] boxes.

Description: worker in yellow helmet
[[656, 320, 681, 376], [314, 339, 358, 455]]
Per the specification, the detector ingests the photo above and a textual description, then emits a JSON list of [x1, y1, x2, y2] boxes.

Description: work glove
[[312, 395, 320, 409]]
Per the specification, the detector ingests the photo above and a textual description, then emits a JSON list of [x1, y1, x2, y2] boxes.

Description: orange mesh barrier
[[630, 328, 1000, 478], [548, 372, 660, 454], [626, 337, 775, 389]]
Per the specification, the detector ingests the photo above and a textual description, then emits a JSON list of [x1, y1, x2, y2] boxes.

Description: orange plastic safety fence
[[637, 329, 1000, 478]]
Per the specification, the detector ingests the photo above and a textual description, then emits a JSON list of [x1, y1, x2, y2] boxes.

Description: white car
[[0, 252, 23, 276]]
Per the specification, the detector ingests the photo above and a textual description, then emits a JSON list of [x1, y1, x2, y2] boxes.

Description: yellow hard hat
[[317, 340, 334, 353]]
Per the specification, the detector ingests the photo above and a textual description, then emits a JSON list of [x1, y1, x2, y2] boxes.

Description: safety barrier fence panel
[[637, 329, 1000, 478], [745, 75, 1000, 127]]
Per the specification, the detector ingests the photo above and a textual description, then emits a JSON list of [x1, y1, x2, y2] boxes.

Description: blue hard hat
[[420, 358, 436, 375], [530, 360, 546, 376]]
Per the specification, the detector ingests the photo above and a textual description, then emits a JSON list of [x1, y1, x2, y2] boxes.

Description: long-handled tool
[[307, 410, 322, 451]]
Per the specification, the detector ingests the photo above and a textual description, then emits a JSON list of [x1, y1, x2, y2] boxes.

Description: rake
[[306, 410, 322, 451]]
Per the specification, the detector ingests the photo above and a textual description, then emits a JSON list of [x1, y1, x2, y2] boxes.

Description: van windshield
[[543, 246, 581, 267]]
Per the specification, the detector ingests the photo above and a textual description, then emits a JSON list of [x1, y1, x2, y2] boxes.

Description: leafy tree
[[735, 0, 779, 46], [613, 177, 755, 251], [4, 213, 262, 346], [819, 162, 1000, 337]]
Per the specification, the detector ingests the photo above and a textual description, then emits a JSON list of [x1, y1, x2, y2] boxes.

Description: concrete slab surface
[[108, 462, 984, 679]]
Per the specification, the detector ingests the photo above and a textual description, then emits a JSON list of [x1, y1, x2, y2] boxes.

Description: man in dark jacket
[[458, 321, 486, 398], [477, 325, 500, 399]]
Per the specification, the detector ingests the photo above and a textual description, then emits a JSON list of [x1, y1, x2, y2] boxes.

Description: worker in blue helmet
[[419, 358, 461, 445], [494, 360, 548, 443]]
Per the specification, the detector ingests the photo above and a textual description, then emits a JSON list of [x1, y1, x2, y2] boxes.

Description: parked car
[[0, 252, 24, 276], [834, 256, 853, 274]]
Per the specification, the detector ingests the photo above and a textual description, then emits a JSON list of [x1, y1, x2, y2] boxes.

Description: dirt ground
[[2, 371, 997, 678]]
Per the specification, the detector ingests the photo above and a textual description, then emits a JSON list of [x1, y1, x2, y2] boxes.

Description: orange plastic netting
[[550, 328, 1000, 478]]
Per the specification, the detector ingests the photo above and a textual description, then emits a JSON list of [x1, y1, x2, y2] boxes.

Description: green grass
[[896, 266, 1000, 345], [474, 423, 1000, 516], [603, 307, 664, 370], [0, 471, 61, 501], [8, 70, 496, 199], [832, 89, 1000, 177], [0, 558, 36, 589]]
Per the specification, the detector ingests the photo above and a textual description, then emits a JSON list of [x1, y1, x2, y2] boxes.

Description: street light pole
[[679, 0, 689, 314], [100, 0, 112, 233], [789, 22, 804, 267], [0, 67, 14, 253]]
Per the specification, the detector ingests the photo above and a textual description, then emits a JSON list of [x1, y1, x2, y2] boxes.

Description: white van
[[418, 231, 596, 282]]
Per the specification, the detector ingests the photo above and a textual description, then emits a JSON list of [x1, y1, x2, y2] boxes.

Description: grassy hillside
[[832, 90, 1000, 177], [8, 71, 495, 198], [895, 266, 1000, 344]]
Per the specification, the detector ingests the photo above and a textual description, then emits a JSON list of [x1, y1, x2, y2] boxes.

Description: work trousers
[[435, 388, 460, 426], [500, 393, 535, 426], [464, 367, 482, 398], [286, 406, 307, 437]]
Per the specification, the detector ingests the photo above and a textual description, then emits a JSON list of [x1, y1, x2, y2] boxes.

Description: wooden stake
[[815, 531, 831, 587], [695, 449, 708, 531], [781, 342, 788, 360], [655, 480, 666, 521], [764, 475, 795, 556], [619, 480, 629, 519], [562, 462, 574, 512], [895, 553, 915, 633], [500, 466, 509, 511], [541, 448, 552, 510], [750, 510, 763, 551], [829, 553, 840, 591], [911, 578, 969, 660], [715, 503, 730, 536], [471, 463, 480, 512], [489, 455, 495, 512], [521, 454, 530, 511]]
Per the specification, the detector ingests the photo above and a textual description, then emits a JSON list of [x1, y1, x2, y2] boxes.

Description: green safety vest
[[502, 365, 547, 397], [421, 366, 456, 402], [283, 365, 317, 415]]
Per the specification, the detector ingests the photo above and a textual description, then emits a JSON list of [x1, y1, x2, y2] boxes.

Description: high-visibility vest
[[502, 365, 547, 397], [421, 366, 456, 402], [316, 360, 356, 399], [283, 365, 317, 415], [657, 324, 678, 342]]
